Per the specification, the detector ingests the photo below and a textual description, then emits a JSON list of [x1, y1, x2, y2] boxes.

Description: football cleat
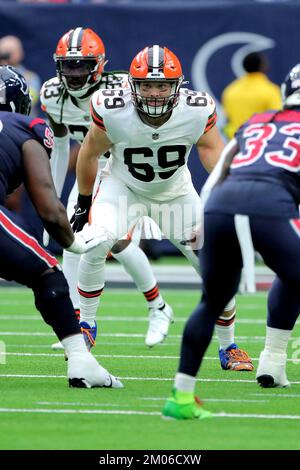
[[162, 389, 212, 420], [80, 321, 97, 351], [256, 350, 290, 388], [68, 352, 123, 389], [51, 340, 64, 350], [145, 303, 174, 347], [219, 343, 254, 371]]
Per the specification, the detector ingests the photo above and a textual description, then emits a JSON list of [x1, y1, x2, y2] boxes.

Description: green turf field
[[0, 287, 300, 450]]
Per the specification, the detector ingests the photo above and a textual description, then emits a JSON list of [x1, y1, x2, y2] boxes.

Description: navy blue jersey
[[0, 112, 54, 204], [206, 109, 300, 218]]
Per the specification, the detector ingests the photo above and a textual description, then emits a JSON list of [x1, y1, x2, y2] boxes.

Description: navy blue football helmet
[[281, 63, 300, 109], [0, 65, 31, 115]]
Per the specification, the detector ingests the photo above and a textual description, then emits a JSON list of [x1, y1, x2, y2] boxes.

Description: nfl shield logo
[[152, 133, 159, 140]]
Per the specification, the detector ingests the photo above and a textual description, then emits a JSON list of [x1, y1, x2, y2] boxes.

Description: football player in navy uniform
[[163, 64, 300, 419], [0, 65, 122, 388]]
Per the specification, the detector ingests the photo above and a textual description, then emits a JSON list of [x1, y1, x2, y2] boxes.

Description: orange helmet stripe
[[129, 45, 182, 80]]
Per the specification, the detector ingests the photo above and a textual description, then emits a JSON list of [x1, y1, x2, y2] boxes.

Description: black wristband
[[77, 193, 93, 208]]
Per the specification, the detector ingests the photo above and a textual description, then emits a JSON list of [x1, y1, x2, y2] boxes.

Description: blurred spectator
[[222, 52, 281, 140], [0, 35, 41, 116]]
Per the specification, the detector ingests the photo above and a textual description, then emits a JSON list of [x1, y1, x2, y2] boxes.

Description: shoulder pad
[[40, 77, 62, 109]]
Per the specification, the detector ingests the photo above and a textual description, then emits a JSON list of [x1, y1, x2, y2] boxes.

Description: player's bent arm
[[77, 122, 112, 196], [47, 114, 70, 198], [22, 139, 74, 248], [196, 125, 225, 173]]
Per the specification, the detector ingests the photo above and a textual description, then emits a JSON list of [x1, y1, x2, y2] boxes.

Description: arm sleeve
[[50, 134, 70, 198]]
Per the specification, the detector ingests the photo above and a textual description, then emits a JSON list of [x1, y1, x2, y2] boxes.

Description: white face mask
[[57, 58, 101, 98], [133, 81, 179, 118]]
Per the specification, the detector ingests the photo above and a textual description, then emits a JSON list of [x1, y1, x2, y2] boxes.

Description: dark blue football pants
[[179, 213, 300, 377], [0, 206, 80, 340]]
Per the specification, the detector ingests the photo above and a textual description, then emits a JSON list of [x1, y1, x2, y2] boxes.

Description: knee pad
[[111, 239, 131, 254], [32, 269, 80, 339], [33, 269, 70, 323], [83, 236, 115, 263]]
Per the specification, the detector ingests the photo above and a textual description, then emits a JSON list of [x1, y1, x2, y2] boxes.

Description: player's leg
[[112, 238, 173, 347], [235, 215, 256, 293], [52, 182, 80, 350], [51, 182, 81, 350], [163, 212, 242, 419], [0, 206, 122, 388], [252, 217, 300, 387], [215, 215, 254, 370], [62, 181, 81, 315], [156, 188, 253, 369], [77, 176, 140, 348], [111, 240, 170, 328]]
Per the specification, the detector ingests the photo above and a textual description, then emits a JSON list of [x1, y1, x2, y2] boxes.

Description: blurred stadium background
[[1, 0, 299, 263], [0, 0, 300, 451]]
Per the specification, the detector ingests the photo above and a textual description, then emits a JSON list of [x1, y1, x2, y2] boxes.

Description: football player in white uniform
[[75, 44, 254, 368], [40, 29, 172, 350]]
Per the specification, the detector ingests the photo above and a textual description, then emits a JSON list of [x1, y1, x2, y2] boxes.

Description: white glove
[[131, 216, 162, 244], [43, 229, 50, 247], [66, 225, 107, 254]]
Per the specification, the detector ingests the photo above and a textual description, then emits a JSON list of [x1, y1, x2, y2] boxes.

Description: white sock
[[174, 372, 196, 393], [112, 242, 156, 292], [79, 292, 103, 325], [112, 243, 165, 308], [78, 256, 105, 325], [215, 311, 236, 349], [147, 294, 165, 310], [265, 326, 292, 354], [62, 250, 80, 309], [61, 333, 88, 355]]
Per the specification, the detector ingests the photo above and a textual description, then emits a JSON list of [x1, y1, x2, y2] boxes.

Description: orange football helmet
[[54, 27, 106, 98], [129, 45, 183, 117]]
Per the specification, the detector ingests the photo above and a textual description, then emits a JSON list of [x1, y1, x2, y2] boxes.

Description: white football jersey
[[91, 88, 216, 201], [40, 72, 129, 144]]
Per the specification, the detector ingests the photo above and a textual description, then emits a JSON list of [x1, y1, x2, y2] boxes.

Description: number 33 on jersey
[[90, 88, 216, 201]]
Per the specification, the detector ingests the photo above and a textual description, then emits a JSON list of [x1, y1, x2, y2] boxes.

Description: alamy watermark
[[291, 338, 300, 365], [0, 340, 6, 364], [95, 195, 203, 250]]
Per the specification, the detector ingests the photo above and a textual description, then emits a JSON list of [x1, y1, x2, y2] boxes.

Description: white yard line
[[250, 393, 300, 398], [1, 373, 300, 384], [214, 412, 300, 420], [37, 401, 163, 408], [0, 331, 291, 341], [0, 407, 298, 420], [0, 315, 268, 324], [1, 332, 300, 344], [0, 407, 160, 416], [140, 397, 269, 403], [1, 351, 300, 363], [37, 399, 269, 406]]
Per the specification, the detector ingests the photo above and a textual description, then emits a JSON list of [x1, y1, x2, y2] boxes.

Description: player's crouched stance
[[0, 65, 122, 389]]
